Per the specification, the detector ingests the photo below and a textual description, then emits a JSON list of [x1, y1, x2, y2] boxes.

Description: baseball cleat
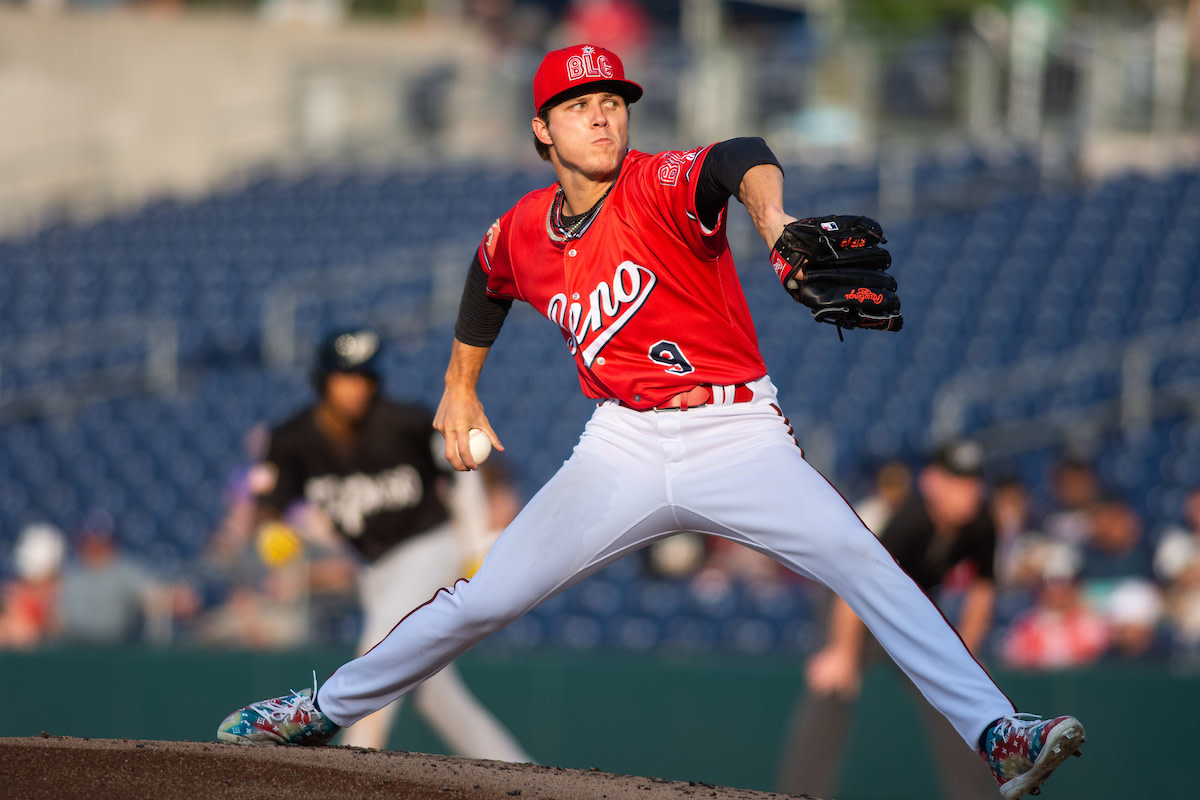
[[217, 671, 340, 746], [981, 713, 1085, 800]]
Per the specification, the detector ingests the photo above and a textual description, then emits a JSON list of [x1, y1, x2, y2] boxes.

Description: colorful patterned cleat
[[981, 713, 1086, 799], [217, 672, 340, 747]]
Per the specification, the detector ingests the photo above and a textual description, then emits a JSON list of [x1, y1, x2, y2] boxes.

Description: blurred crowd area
[[4, 436, 1200, 678]]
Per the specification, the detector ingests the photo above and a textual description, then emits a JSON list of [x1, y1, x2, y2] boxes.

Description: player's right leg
[[217, 406, 674, 743], [336, 527, 455, 750]]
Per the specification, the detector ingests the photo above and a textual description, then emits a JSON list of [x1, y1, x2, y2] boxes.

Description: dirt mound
[[0, 736, 820, 800]]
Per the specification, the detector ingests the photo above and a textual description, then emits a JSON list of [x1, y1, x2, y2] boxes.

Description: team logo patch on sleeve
[[657, 150, 701, 187], [482, 219, 501, 268], [658, 162, 680, 186]]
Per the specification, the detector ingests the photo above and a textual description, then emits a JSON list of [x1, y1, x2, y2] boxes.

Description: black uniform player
[[252, 327, 530, 759]]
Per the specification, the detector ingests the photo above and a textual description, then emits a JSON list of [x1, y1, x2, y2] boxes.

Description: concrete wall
[[0, 9, 524, 234]]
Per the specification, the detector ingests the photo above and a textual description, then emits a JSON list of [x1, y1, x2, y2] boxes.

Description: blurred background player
[[249, 326, 530, 760], [777, 439, 1003, 800]]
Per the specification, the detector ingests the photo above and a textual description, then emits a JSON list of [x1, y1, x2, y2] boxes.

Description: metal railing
[[931, 318, 1200, 454], [0, 317, 178, 422], [260, 244, 465, 370]]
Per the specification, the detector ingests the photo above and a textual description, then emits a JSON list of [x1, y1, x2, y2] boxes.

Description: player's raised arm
[[692, 138, 796, 248], [736, 162, 797, 252]]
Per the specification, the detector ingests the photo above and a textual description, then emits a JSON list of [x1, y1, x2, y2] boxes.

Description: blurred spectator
[[778, 439, 1002, 800], [1153, 484, 1200, 659], [1077, 494, 1156, 610], [56, 511, 177, 646], [987, 474, 1053, 639], [853, 459, 912, 537], [465, 0, 554, 51], [0, 523, 66, 650], [560, 0, 654, 55], [1000, 541, 1109, 670], [990, 475, 1050, 591], [1102, 578, 1170, 663], [692, 536, 788, 594], [1041, 453, 1101, 546], [185, 422, 353, 649], [222, 423, 273, 543], [185, 512, 316, 650]]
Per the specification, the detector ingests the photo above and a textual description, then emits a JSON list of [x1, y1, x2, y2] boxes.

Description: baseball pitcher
[[218, 45, 1084, 800]]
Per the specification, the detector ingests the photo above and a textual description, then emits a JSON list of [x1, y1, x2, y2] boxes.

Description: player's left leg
[[671, 381, 1083, 797], [669, 381, 1014, 747]]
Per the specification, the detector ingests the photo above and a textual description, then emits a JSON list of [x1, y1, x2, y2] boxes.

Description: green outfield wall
[[0, 647, 1185, 800]]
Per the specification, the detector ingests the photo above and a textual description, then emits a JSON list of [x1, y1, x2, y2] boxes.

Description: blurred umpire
[[251, 326, 530, 760]]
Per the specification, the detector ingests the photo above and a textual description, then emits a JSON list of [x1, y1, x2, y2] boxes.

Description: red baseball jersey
[[477, 146, 767, 409]]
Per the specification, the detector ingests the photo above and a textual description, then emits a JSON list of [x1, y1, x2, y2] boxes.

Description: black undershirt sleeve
[[454, 253, 513, 348], [695, 137, 783, 230]]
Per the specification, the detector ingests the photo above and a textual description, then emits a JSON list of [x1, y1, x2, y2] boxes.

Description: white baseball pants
[[338, 521, 530, 762], [319, 376, 1014, 747]]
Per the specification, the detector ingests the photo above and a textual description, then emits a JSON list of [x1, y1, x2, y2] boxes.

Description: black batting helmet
[[312, 327, 382, 392]]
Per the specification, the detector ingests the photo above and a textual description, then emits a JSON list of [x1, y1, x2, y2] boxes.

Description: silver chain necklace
[[546, 180, 616, 243]]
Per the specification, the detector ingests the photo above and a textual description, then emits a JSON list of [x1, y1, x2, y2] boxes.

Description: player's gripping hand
[[434, 385, 503, 471], [771, 214, 902, 336]]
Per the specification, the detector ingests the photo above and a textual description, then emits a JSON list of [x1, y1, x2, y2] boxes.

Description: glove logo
[[770, 250, 791, 282], [845, 287, 883, 304], [820, 221, 839, 231]]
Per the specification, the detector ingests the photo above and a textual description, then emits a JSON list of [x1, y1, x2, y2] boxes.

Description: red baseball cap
[[533, 44, 643, 113]]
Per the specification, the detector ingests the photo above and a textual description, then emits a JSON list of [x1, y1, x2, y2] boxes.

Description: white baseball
[[466, 428, 492, 464]]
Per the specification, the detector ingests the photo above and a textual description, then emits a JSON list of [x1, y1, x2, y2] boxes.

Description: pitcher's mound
[[0, 735, 824, 800]]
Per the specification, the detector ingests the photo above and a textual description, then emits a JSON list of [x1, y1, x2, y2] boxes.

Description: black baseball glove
[[770, 214, 902, 337]]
